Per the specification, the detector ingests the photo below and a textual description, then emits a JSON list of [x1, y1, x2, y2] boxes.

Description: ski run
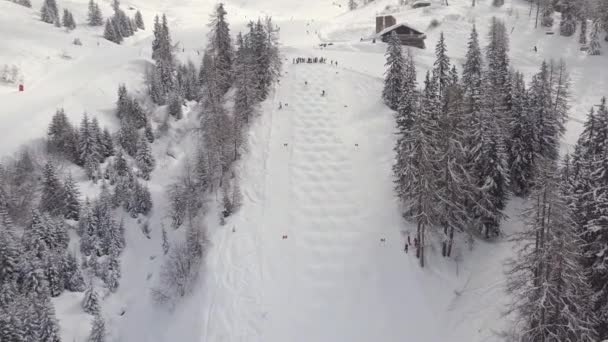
[[0, 0, 608, 341]]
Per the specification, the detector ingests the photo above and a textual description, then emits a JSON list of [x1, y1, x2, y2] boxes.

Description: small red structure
[[18, 84, 24, 92]]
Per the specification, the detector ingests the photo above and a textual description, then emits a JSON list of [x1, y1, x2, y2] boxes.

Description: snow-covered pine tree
[[62, 9, 76, 30], [162, 227, 169, 254], [113, 150, 130, 178], [144, 120, 154, 143], [576, 97, 608, 338], [127, 98, 147, 129], [348, 0, 357, 10], [198, 50, 215, 94], [63, 173, 81, 221], [540, 0, 554, 27], [485, 17, 511, 136], [580, 18, 588, 45], [461, 24, 507, 238], [103, 252, 121, 292], [88, 0, 103, 26], [435, 66, 470, 257], [25, 212, 69, 256], [100, 128, 114, 159], [433, 32, 451, 100], [207, 3, 234, 95], [117, 120, 138, 156], [597, 0, 608, 42], [395, 49, 417, 133], [466, 73, 509, 239], [167, 92, 183, 119], [393, 72, 441, 268], [149, 14, 175, 104], [45, 252, 64, 297], [589, 19, 602, 55], [63, 252, 85, 292], [88, 312, 106, 342], [47, 108, 77, 159], [233, 32, 256, 124], [79, 114, 101, 178], [248, 19, 272, 101], [559, 0, 577, 36], [135, 134, 155, 180], [0, 205, 21, 284], [82, 284, 100, 314], [194, 143, 210, 191], [40, 163, 66, 218], [101, 218, 123, 257], [104, 19, 121, 44], [127, 181, 152, 217], [40, 0, 59, 24], [90, 117, 104, 162], [506, 157, 597, 342], [461, 25, 483, 127], [116, 84, 130, 120], [507, 71, 536, 196], [17, 257, 49, 297], [78, 201, 96, 256], [29, 295, 62, 342], [382, 31, 405, 111], [263, 16, 282, 87], [151, 15, 161, 61], [180, 60, 200, 101], [528, 60, 569, 161], [134, 10, 145, 30], [220, 182, 232, 222]]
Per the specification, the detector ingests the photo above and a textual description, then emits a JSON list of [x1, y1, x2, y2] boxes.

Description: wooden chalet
[[375, 15, 426, 49]]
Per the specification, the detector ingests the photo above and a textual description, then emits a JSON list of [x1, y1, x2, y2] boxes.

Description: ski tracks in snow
[[204, 59, 441, 342]]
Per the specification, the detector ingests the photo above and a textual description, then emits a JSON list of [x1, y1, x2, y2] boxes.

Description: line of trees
[[39, 0, 77, 31], [0, 155, 97, 341], [385, 15, 608, 341], [153, 3, 281, 304], [103, 0, 144, 44], [505, 98, 608, 340], [389, 18, 570, 268]]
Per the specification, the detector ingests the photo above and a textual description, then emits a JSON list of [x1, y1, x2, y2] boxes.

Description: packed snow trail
[[205, 59, 442, 342]]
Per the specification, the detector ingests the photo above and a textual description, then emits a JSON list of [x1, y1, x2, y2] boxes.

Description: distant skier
[[321, 90, 325, 96], [534, 46, 538, 53], [404, 243, 409, 254]]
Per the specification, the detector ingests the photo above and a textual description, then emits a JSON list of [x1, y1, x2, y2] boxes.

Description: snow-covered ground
[[1, 0, 607, 340]]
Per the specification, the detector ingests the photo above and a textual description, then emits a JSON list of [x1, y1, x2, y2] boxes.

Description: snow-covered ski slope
[[205, 62, 441, 342], [1, 0, 607, 341]]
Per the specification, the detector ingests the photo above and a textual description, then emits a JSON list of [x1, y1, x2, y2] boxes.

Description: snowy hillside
[[0, 0, 607, 341]]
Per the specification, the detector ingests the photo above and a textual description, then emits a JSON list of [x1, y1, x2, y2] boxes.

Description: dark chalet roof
[[376, 23, 426, 39]]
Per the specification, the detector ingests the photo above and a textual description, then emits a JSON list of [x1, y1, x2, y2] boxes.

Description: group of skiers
[[404, 234, 419, 255], [293, 57, 337, 65]]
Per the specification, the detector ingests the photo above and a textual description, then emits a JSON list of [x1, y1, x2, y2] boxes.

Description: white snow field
[[0, 0, 606, 341]]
